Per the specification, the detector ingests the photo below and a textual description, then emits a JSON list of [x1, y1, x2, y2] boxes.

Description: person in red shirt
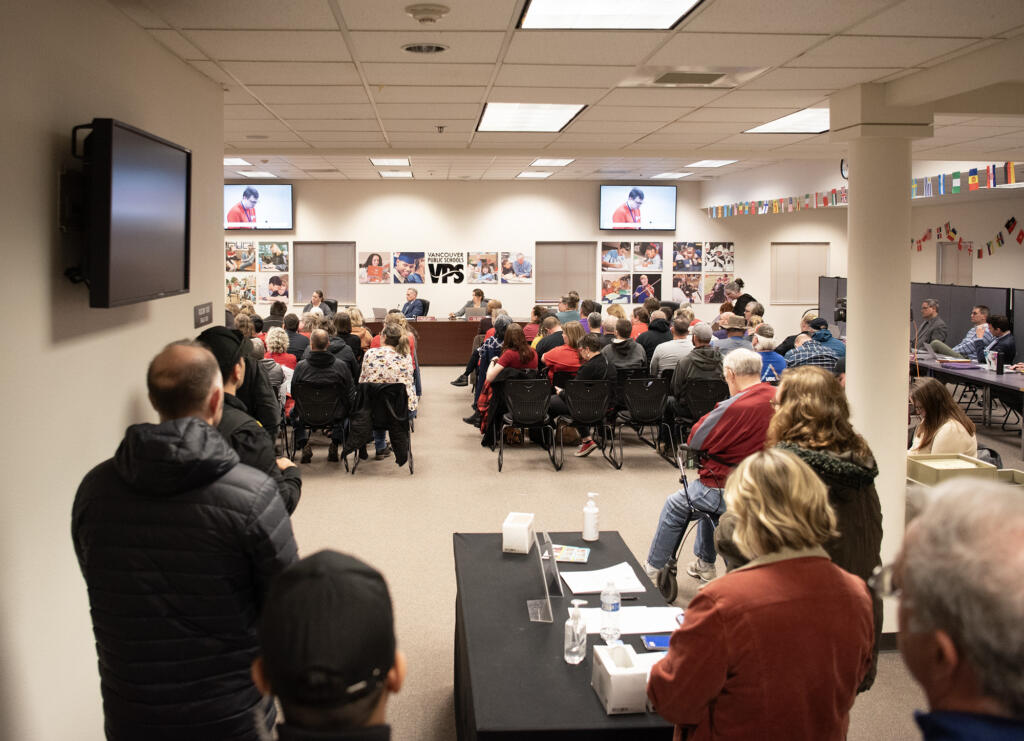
[[485, 323, 537, 383], [611, 187, 643, 229], [541, 321, 584, 383], [630, 307, 649, 339], [226, 186, 258, 228], [647, 448, 873, 741]]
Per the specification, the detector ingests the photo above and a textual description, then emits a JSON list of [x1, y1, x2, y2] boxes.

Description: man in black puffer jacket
[[72, 341, 299, 741]]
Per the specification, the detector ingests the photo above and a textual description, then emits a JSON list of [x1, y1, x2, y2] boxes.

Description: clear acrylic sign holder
[[527, 532, 564, 623]]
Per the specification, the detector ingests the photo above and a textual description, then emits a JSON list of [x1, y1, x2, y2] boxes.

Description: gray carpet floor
[[284, 366, 995, 740]]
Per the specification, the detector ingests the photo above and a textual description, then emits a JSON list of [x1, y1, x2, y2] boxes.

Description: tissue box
[[501, 512, 535, 554], [590, 644, 650, 715]]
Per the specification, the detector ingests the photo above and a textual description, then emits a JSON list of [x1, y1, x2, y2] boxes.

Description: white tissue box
[[501, 512, 535, 554], [591, 644, 650, 715]]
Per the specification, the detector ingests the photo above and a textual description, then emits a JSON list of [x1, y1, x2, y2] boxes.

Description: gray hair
[[903, 480, 1024, 716], [754, 323, 779, 351], [249, 337, 266, 357], [266, 326, 289, 354], [745, 301, 765, 317], [723, 347, 762, 377], [602, 315, 618, 333], [587, 312, 602, 330], [923, 298, 939, 310], [406, 287, 418, 297]]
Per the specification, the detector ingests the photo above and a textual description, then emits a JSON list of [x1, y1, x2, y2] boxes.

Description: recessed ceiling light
[[478, 102, 585, 133], [237, 171, 277, 178], [517, 171, 553, 179], [745, 107, 829, 134], [402, 42, 448, 54], [651, 172, 692, 179], [224, 157, 251, 166], [370, 157, 411, 167], [379, 171, 414, 179], [520, 0, 703, 29], [531, 158, 574, 167], [685, 160, 737, 168]]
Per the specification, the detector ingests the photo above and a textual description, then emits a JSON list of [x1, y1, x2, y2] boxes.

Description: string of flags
[[707, 161, 1016, 220], [909, 215, 1022, 261]]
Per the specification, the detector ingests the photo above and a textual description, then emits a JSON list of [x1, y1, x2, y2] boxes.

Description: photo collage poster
[[702, 242, 735, 305], [392, 252, 426, 284], [225, 241, 257, 272], [672, 241, 703, 304], [225, 273, 256, 304], [467, 252, 499, 284], [358, 251, 392, 284], [499, 251, 534, 283]]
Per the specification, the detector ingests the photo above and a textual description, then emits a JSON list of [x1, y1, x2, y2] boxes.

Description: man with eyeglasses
[[873, 480, 1024, 739], [227, 186, 259, 228], [929, 305, 993, 359]]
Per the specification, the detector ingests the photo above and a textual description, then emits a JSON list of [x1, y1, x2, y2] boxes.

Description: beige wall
[[0, 1, 223, 738]]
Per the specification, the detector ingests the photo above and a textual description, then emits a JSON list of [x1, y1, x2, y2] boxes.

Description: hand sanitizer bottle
[[582, 492, 600, 541], [564, 599, 588, 664]]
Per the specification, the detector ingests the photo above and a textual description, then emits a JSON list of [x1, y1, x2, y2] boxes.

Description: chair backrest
[[419, 298, 430, 316], [622, 377, 669, 424], [291, 383, 346, 427], [374, 382, 410, 425], [615, 366, 648, 385], [684, 379, 730, 421], [563, 380, 612, 425], [324, 298, 339, 314], [659, 367, 674, 381], [551, 370, 575, 390], [503, 380, 552, 426]]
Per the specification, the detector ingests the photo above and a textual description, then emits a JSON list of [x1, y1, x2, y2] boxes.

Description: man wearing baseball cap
[[253, 550, 406, 738]]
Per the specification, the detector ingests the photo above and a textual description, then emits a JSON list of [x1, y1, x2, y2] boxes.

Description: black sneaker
[[374, 445, 392, 460], [450, 375, 468, 387], [358, 445, 368, 460], [463, 412, 481, 426], [327, 442, 339, 462], [300, 444, 313, 464]]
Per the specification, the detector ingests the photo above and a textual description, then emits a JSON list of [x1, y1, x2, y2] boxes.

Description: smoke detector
[[405, 4, 450, 24]]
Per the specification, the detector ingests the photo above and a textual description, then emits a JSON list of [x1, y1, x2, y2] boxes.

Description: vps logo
[[429, 264, 465, 284]]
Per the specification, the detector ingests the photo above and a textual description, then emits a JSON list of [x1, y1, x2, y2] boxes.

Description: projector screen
[[599, 185, 676, 231], [224, 183, 293, 230]]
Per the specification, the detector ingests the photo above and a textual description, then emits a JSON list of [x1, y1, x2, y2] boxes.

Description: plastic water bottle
[[564, 599, 588, 664], [582, 492, 600, 541], [600, 580, 621, 641]]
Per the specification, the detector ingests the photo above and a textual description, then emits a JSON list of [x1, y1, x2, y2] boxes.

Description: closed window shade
[[771, 243, 828, 304], [536, 242, 596, 302], [294, 242, 356, 305]]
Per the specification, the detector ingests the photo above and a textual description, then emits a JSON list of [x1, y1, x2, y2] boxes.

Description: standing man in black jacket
[[292, 329, 356, 463], [72, 340, 298, 741]]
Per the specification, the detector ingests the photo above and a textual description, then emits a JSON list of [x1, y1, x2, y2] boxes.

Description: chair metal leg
[[554, 425, 565, 470], [498, 423, 507, 472], [547, 426, 561, 471]]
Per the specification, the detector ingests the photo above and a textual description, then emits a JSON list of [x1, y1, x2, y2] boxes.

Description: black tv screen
[[224, 183, 293, 230], [83, 119, 191, 307], [599, 184, 677, 231]]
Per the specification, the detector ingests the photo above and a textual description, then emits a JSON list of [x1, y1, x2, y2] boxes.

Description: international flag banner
[[950, 224, 958, 238], [924, 177, 933, 197], [1006, 162, 1016, 185], [957, 237, 963, 251], [938, 174, 946, 195], [968, 168, 979, 191], [911, 179, 918, 198], [944, 221, 952, 239], [952, 171, 961, 193], [987, 164, 997, 187], [997, 231, 1005, 246], [987, 241, 994, 254], [831, 188, 837, 206], [1006, 217, 1016, 234], [1018, 230, 1024, 245], [978, 249, 983, 260], [925, 227, 932, 240], [916, 241, 922, 251]]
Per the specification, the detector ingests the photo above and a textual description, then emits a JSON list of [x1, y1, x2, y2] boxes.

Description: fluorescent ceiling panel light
[[237, 171, 277, 178], [520, 0, 701, 29], [685, 160, 737, 168], [517, 171, 553, 179], [651, 172, 692, 179], [531, 158, 574, 167], [478, 102, 584, 133], [745, 108, 829, 134], [224, 157, 251, 166], [379, 171, 413, 179], [370, 157, 410, 167]]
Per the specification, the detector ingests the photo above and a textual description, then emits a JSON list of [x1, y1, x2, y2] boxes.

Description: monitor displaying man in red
[[612, 187, 644, 229], [227, 186, 259, 228]]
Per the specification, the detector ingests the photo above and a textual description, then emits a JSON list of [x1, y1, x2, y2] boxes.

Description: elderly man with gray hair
[[882, 480, 1024, 739]]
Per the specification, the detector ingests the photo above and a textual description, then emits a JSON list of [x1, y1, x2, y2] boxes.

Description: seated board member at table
[[401, 287, 424, 319], [930, 304, 992, 359], [647, 449, 874, 741], [975, 313, 1015, 364], [302, 289, 334, 320], [449, 288, 487, 319]]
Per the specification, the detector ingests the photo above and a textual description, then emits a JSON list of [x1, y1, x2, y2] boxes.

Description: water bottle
[[582, 492, 600, 541], [600, 580, 621, 641], [564, 599, 588, 664], [996, 351, 1004, 375]]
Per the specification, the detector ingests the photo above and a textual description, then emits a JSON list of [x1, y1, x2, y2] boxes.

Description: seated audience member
[[452, 307, 506, 388], [233, 314, 263, 364], [646, 349, 774, 587], [285, 313, 310, 361], [359, 324, 418, 459], [254, 550, 405, 740], [602, 318, 647, 370], [648, 449, 874, 740], [600, 315, 617, 345], [785, 331, 839, 371], [629, 307, 650, 340], [930, 304, 992, 359], [776, 308, 818, 357], [673, 305, 695, 325], [807, 317, 846, 357], [667, 323, 724, 420], [751, 323, 786, 383], [586, 311, 603, 337], [833, 356, 846, 387], [549, 334, 614, 458], [292, 329, 355, 464], [534, 316, 565, 377], [913, 298, 947, 349], [542, 321, 585, 382], [449, 288, 487, 319], [266, 326, 298, 370], [401, 287, 424, 319], [764, 365, 882, 689], [711, 301, 734, 339], [580, 299, 600, 318], [253, 315, 265, 336], [263, 300, 287, 330], [236, 339, 282, 439], [301, 311, 325, 337], [464, 315, 512, 424], [742, 300, 764, 326], [484, 323, 538, 384], [332, 312, 364, 364], [556, 292, 581, 324], [302, 289, 334, 320], [606, 303, 627, 321], [712, 314, 754, 356], [198, 327, 301, 514], [976, 314, 1015, 364], [650, 317, 693, 378], [643, 296, 661, 316], [250, 338, 285, 392], [523, 305, 545, 343], [909, 377, 977, 457], [888, 480, 1024, 740], [301, 315, 359, 381], [347, 308, 374, 350], [745, 315, 763, 336], [638, 310, 673, 361]]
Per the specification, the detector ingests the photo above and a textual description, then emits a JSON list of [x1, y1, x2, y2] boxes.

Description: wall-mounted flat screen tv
[[224, 183, 293, 230], [599, 184, 677, 231], [81, 118, 191, 307]]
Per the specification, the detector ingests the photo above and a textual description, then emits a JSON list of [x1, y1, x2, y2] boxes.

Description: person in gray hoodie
[[668, 323, 726, 420], [601, 317, 647, 370]]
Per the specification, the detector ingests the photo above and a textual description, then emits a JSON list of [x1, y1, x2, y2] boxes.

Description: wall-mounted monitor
[[599, 184, 677, 231], [224, 183, 293, 230]]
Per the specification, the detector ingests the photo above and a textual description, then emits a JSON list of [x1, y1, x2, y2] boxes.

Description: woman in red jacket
[[541, 321, 584, 383]]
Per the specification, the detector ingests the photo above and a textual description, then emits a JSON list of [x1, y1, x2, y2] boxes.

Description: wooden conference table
[[366, 318, 481, 366], [453, 531, 673, 741], [912, 356, 1024, 456]]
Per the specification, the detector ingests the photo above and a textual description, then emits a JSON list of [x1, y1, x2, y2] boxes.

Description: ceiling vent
[[653, 72, 725, 86], [619, 66, 768, 89], [402, 42, 449, 54]]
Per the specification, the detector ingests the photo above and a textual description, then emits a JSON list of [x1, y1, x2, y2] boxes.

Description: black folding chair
[[351, 382, 414, 476], [614, 377, 671, 467], [551, 370, 575, 391], [612, 365, 649, 410], [672, 379, 730, 469], [290, 382, 350, 470], [270, 380, 293, 459], [499, 380, 559, 472], [553, 380, 618, 469]]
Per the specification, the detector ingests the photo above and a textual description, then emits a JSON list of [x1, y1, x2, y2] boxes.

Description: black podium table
[[453, 531, 673, 741]]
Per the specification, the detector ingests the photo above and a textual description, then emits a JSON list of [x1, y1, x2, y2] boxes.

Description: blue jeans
[[647, 480, 725, 569], [373, 410, 416, 452]]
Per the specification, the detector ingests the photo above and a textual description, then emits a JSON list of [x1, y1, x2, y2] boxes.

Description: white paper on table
[[575, 606, 683, 635], [560, 562, 646, 594]]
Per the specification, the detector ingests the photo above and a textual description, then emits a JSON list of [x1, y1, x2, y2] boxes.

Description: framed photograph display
[[225, 273, 256, 303], [225, 241, 256, 272], [704, 242, 735, 272], [358, 251, 392, 284], [500, 251, 534, 283], [601, 273, 632, 304], [257, 273, 289, 301], [704, 273, 733, 304], [600, 242, 631, 272], [258, 242, 289, 272], [393, 252, 426, 284], [672, 242, 703, 273], [672, 273, 702, 304], [633, 242, 663, 271], [467, 252, 499, 284], [631, 273, 661, 303]]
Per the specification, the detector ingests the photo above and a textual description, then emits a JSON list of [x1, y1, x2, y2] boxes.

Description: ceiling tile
[[846, 0, 1024, 38], [349, 31, 505, 63], [553, 133, 640, 144], [579, 106, 689, 122], [301, 132, 388, 142], [269, 103, 377, 119], [504, 31, 667, 65], [681, 107, 799, 122], [287, 119, 382, 131], [143, 0, 338, 30], [600, 88, 728, 107], [648, 33, 825, 68], [495, 65, 634, 88], [380, 119, 477, 132], [338, 0, 518, 31], [186, 30, 350, 61], [222, 61, 361, 85], [249, 86, 369, 104], [710, 90, 829, 108], [375, 103, 481, 119], [149, 30, 206, 59], [226, 141, 312, 149], [471, 132, 560, 145], [682, 0, 895, 34], [714, 133, 822, 146], [488, 87, 603, 104], [109, 0, 169, 28], [741, 67, 901, 90], [224, 131, 302, 141], [189, 60, 237, 86], [224, 119, 290, 132], [371, 86, 486, 103], [629, 133, 729, 146], [788, 36, 975, 68], [224, 105, 276, 121], [658, 121, 751, 134], [389, 132, 474, 143], [223, 85, 257, 105], [967, 116, 1024, 128], [565, 120, 665, 134], [362, 62, 494, 86]]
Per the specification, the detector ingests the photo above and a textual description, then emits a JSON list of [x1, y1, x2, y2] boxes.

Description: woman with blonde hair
[[347, 307, 373, 350], [541, 320, 584, 382], [909, 376, 977, 456], [648, 448, 874, 741], [606, 303, 627, 321]]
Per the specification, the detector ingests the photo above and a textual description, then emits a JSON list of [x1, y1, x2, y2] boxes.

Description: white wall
[[0, 2, 224, 738]]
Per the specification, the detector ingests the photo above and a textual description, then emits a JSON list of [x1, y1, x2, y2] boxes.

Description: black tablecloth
[[453, 531, 673, 741]]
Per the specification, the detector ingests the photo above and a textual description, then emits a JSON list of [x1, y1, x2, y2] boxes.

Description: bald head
[[147, 341, 223, 424], [310, 328, 330, 351]]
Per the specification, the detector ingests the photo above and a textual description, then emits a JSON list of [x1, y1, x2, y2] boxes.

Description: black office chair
[[290, 382, 350, 470], [550, 370, 575, 391], [419, 298, 430, 316], [499, 380, 559, 472], [323, 298, 339, 315], [614, 377, 671, 467], [612, 365, 649, 410], [350, 382, 414, 475], [553, 380, 618, 469]]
